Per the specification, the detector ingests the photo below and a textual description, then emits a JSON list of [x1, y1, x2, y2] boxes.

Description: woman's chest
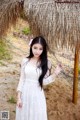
[[24, 63, 42, 80]]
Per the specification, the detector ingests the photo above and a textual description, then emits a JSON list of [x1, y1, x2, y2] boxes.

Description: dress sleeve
[[43, 74, 56, 85], [43, 60, 56, 85], [16, 58, 27, 92]]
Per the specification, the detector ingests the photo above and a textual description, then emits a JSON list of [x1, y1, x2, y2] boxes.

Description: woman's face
[[32, 43, 43, 58]]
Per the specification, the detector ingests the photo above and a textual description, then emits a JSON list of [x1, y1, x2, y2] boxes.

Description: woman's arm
[[43, 73, 56, 85], [43, 60, 62, 85], [17, 91, 22, 100], [16, 58, 27, 107], [16, 58, 27, 95]]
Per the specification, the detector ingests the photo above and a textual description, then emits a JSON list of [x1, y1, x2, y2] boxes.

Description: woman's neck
[[30, 57, 41, 66], [32, 56, 40, 61]]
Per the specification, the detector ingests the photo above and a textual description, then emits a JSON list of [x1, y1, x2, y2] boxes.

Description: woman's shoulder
[[21, 57, 29, 65]]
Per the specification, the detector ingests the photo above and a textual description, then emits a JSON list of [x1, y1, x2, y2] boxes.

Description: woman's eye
[[34, 47, 37, 49], [33, 47, 43, 50], [40, 48, 43, 50]]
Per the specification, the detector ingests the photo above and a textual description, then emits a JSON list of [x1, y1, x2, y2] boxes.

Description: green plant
[[12, 110, 16, 113], [0, 61, 5, 65], [22, 27, 31, 35], [0, 39, 12, 60], [7, 96, 16, 104]]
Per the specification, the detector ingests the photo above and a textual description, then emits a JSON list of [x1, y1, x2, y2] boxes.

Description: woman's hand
[[54, 64, 63, 76], [17, 98, 23, 108]]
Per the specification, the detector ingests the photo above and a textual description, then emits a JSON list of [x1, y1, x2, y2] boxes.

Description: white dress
[[15, 57, 55, 120]]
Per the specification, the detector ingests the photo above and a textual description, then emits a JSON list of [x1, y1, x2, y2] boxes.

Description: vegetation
[[7, 96, 16, 104], [12, 110, 16, 113], [0, 39, 12, 61], [22, 27, 31, 35]]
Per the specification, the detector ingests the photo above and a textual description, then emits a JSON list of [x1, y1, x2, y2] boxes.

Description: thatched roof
[[0, 0, 80, 51], [24, 0, 80, 51], [0, 0, 23, 37]]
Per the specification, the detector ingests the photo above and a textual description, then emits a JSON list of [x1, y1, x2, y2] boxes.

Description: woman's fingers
[[17, 99, 23, 108], [18, 102, 22, 108], [54, 65, 62, 75], [17, 102, 22, 108]]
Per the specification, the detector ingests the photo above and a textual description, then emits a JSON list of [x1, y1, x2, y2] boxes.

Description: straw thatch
[[0, 0, 23, 37], [24, 0, 80, 51], [0, 0, 80, 51]]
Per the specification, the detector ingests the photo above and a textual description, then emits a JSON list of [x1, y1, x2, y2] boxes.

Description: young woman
[[15, 36, 62, 120]]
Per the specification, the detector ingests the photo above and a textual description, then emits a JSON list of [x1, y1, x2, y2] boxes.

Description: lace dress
[[15, 57, 55, 120]]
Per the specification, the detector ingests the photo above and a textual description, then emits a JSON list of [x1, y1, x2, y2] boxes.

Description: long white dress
[[15, 57, 55, 120]]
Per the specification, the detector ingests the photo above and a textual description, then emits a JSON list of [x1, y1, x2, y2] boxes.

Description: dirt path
[[0, 19, 80, 120]]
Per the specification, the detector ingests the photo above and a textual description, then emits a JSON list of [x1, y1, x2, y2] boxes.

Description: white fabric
[[15, 57, 55, 120]]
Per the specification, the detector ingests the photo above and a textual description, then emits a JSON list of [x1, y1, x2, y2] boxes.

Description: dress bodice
[[24, 61, 42, 82], [17, 57, 55, 92]]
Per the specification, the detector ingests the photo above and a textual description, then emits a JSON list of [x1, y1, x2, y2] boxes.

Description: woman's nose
[[36, 50, 40, 53]]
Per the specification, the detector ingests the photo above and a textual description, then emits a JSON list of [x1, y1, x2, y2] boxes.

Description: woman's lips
[[35, 54, 39, 55]]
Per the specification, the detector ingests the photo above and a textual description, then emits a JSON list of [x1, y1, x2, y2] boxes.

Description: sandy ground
[[0, 19, 80, 120]]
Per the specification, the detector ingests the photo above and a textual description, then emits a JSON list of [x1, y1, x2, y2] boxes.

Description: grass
[[0, 61, 6, 66], [7, 96, 16, 104], [12, 110, 16, 113], [0, 39, 12, 61], [22, 27, 31, 35]]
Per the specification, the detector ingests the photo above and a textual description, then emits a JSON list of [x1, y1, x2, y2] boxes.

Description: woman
[[15, 36, 62, 120]]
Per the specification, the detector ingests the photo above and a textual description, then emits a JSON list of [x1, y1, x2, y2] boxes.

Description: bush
[[7, 96, 16, 104], [22, 27, 31, 35], [0, 39, 12, 60]]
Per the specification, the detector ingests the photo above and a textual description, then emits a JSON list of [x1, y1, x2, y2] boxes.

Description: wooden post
[[72, 41, 79, 104]]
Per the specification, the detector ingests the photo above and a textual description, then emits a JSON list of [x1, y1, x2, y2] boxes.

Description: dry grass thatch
[[24, 0, 80, 51], [0, 0, 23, 37], [0, 0, 80, 51]]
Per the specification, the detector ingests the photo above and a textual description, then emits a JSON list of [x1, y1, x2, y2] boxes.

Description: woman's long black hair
[[26, 36, 49, 89]]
